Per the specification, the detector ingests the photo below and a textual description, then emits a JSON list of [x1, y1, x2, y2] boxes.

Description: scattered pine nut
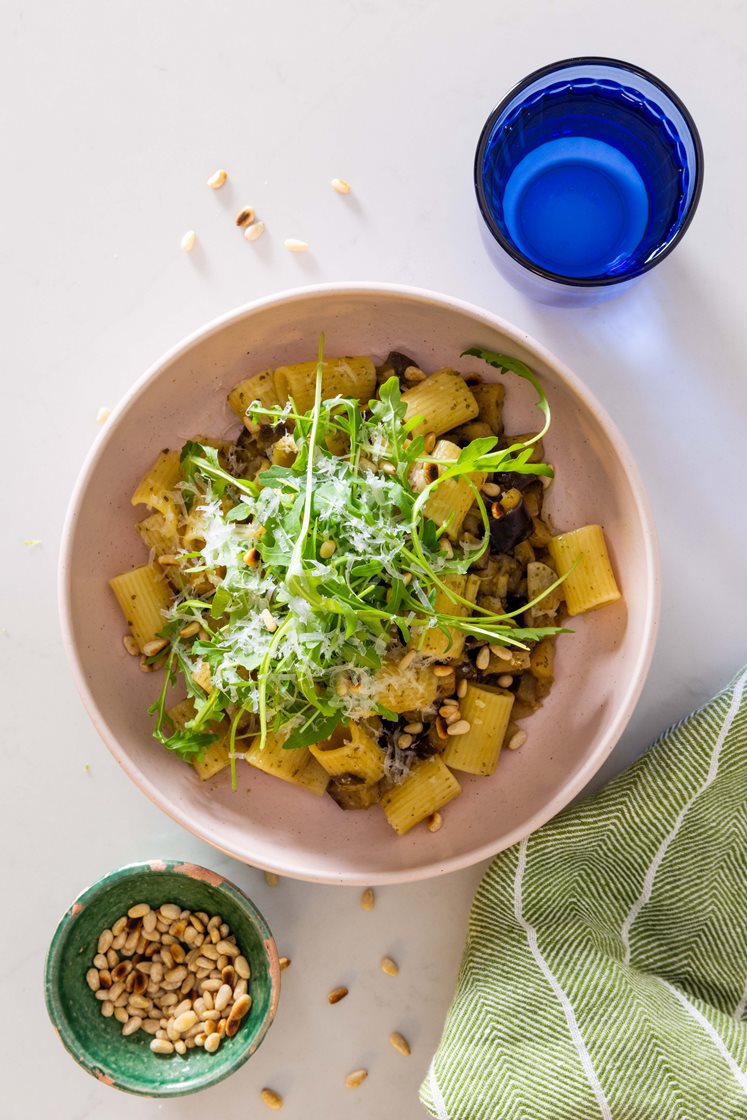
[[489, 645, 512, 661], [319, 539, 337, 559], [432, 665, 452, 678], [345, 1069, 368, 1089], [244, 220, 265, 242], [446, 720, 471, 736], [457, 678, 468, 699], [260, 1087, 284, 1110], [435, 716, 448, 740], [139, 658, 153, 673], [279, 956, 291, 971], [180, 229, 196, 252], [482, 481, 501, 497], [389, 1031, 411, 1056], [508, 729, 528, 751], [178, 621, 201, 639], [264, 870, 279, 887], [207, 169, 228, 189], [403, 366, 426, 383], [330, 177, 351, 194], [440, 538, 454, 558], [328, 986, 349, 1004], [142, 638, 169, 658], [381, 957, 399, 976], [498, 674, 513, 688], [235, 207, 256, 228], [284, 238, 309, 252], [403, 721, 423, 734], [96, 406, 111, 424], [122, 634, 139, 656], [398, 733, 413, 749], [427, 811, 443, 833], [360, 888, 375, 911], [476, 646, 490, 671], [423, 431, 437, 453], [399, 649, 416, 672], [244, 547, 261, 566]]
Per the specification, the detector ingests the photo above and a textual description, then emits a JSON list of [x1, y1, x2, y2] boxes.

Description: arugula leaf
[[283, 711, 340, 750], [461, 347, 551, 444]]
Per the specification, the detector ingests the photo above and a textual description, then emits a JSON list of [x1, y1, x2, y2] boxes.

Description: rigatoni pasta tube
[[410, 574, 481, 659], [548, 524, 621, 616], [310, 723, 385, 785], [422, 439, 486, 540], [273, 356, 376, 412], [131, 450, 181, 512], [372, 659, 439, 713], [109, 562, 172, 651], [246, 732, 329, 796], [167, 699, 231, 781], [380, 755, 461, 834], [442, 683, 514, 776], [227, 368, 282, 427], [401, 369, 478, 437]]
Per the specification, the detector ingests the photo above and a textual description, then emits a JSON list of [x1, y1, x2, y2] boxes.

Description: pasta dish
[[110, 343, 621, 834]]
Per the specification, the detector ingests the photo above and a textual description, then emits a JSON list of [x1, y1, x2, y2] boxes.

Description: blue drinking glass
[[474, 57, 704, 304]]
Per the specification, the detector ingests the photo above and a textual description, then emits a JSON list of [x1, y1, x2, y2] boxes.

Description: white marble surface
[[3, 1, 747, 1117]]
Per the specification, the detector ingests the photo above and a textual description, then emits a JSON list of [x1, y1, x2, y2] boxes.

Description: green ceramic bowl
[[44, 859, 280, 1096]]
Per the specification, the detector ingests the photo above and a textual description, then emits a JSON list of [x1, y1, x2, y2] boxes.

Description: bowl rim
[[58, 281, 660, 884], [473, 55, 705, 287], [44, 858, 280, 1096]]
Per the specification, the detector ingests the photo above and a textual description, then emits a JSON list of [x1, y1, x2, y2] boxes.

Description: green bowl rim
[[44, 858, 281, 1097]]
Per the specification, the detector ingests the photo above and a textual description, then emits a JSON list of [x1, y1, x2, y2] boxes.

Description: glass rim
[[474, 55, 705, 288]]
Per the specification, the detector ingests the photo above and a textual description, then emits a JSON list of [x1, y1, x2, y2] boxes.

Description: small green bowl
[[44, 859, 280, 1096]]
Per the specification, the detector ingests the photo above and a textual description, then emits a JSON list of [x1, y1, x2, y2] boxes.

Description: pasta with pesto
[[109, 343, 623, 834]]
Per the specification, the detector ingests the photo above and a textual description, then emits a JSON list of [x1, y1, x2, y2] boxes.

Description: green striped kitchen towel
[[421, 669, 747, 1120]]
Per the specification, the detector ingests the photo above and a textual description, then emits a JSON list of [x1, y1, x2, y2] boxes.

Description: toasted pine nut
[[381, 956, 399, 976], [86, 968, 100, 992], [489, 644, 512, 660], [498, 674, 513, 688], [399, 649, 416, 672], [284, 238, 309, 252], [403, 365, 426, 383], [244, 220, 266, 241], [279, 957, 291, 971], [328, 986, 348, 1005], [398, 733, 413, 749], [432, 665, 452, 678], [389, 1030, 411, 1056], [122, 1016, 142, 1036], [446, 720, 471, 736], [403, 721, 423, 734], [330, 177, 351, 193], [360, 888, 375, 911], [204, 1032, 221, 1053], [427, 811, 443, 833], [482, 481, 501, 497], [508, 730, 527, 751], [475, 646, 490, 671], [230, 994, 252, 1020], [142, 639, 168, 658], [264, 870, 279, 887], [235, 207, 255, 227], [128, 903, 151, 920], [180, 230, 196, 252], [101, 1000, 114, 1017], [260, 1088, 283, 1110], [423, 431, 436, 452], [457, 678, 468, 698], [207, 169, 228, 189], [345, 1069, 368, 1089]]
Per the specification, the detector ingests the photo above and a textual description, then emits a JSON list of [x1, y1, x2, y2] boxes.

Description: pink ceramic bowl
[[60, 283, 659, 885]]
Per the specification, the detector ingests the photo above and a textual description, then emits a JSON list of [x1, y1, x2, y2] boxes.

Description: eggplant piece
[[328, 780, 382, 810], [384, 350, 419, 378], [489, 501, 534, 554], [491, 469, 536, 492]]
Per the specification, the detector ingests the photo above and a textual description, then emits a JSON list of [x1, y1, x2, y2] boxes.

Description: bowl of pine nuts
[[44, 859, 280, 1096]]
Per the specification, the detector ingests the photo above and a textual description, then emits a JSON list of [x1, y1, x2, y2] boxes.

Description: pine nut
[[432, 665, 452, 678], [221, 965, 236, 986], [128, 903, 151, 919], [319, 539, 336, 559], [207, 169, 228, 189], [142, 1019, 160, 1034], [214, 984, 233, 1012], [345, 1069, 368, 1089], [106, 949, 119, 968], [284, 238, 309, 252], [122, 1017, 142, 1036], [174, 1040, 187, 1055], [150, 1038, 174, 1054], [86, 968, 100, 992], [264, 870, 279, 887], [260, 609, 277, 632], [389, 1031, 411, 1056], [381, 957, 399, 976], [101, 1000, 114, 1017], [165, 966, 187, 984], [330, 177, 351, 193], [403, 365, 426, 383], [476, 646, 490, 671], [235, 207, 256, 227], [497, 674, 513, 688], [230, 994, 252, 1020], [180, 229, 196, 252], [173, 1010, 198, 1032], [427, 811, 443, 833], [507, 730, 527, 751], [215, 940, 238, 957], [97, 930, 113, 955], [457, 678, 468, 698], [114, 1006, 128, 1023], [112, 916, 128, 935], [446, 720, 471, 736], [398, 733, 413, 749], [489, 644, 512, 660], [423, 431, 436, 452], [482, 482, 501, 497], [328, 986, 348, 1004], [201, 978, 222, 992], [260, 1088, 283, 1110], [159, 903, 181, 921], [279, 957, 291, 971], [142, 911, 157, 933], [360, 888, 375, 911], [244, 220, 265, 242], [204, 1032, 221, 1053]]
